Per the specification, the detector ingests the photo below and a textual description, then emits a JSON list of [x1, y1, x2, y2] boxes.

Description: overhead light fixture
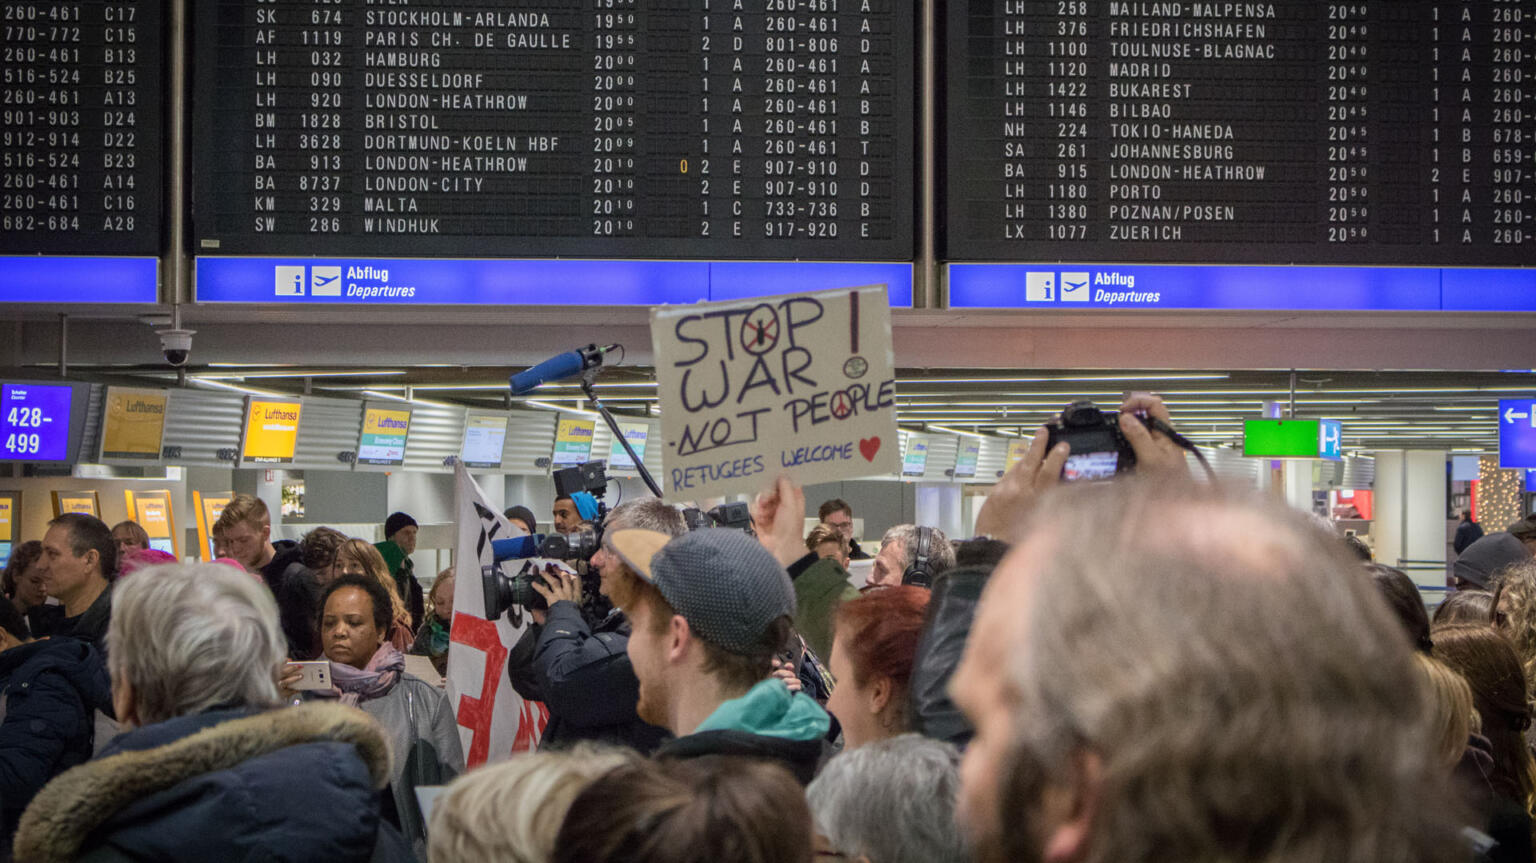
[[525, 399, 601, 419], [191, 378, 287, 398]]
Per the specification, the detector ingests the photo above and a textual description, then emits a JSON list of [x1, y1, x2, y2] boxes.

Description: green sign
[[1243, 419, 1322, 458]]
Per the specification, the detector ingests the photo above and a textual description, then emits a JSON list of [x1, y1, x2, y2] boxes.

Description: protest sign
[[650, 285, 900, 499], [449, 463, 548, 766]]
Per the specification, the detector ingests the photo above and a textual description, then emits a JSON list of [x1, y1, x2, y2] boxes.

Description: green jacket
[[793, 558, 859, 661], [375, 540, 424, 632]]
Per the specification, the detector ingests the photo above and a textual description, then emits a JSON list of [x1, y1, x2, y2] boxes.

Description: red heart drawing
[[859, 437, 882, 462]]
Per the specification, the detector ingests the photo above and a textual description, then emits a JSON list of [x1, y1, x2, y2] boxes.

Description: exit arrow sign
[[1499, 399, 1536, 468]]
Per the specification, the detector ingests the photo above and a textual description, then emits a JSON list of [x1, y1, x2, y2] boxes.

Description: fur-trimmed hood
[[15, 702, 394, 863]]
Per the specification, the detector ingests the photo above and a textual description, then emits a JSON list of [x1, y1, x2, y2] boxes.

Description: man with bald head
[[951, 397, 1466, 863]]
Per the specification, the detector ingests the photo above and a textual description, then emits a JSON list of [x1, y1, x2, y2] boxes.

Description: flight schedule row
[[946, 0, 1536, 265], [191, 1, 915, 260]]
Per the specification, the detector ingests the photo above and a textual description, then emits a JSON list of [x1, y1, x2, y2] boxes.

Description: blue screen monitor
[[1, 382, 86, 463]]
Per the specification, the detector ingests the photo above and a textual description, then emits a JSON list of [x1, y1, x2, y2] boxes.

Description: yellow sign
[[242, 398, 302, 465], [52, 491, 99, 518], [100, 388, 169, 460], [1004, 439, 1030, 472], [357, 406, 411, 466], [552, 416, 596, 467], [0, 497, 13, 543], [194, 491, 232, 560], [129, 488, 177, 556]]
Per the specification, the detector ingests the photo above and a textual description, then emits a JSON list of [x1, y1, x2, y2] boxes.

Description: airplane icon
[[310, 266, 342, 296], [1061, 272, 1090, 302]]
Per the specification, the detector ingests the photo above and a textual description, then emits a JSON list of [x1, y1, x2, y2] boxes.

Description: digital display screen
[[357, 406, 411, 466], [0, 2, 165, 257], [1062, 452, 1119, 483], [192, 1, 915, 261], [1, 384, 76, 462], [953, 439, 980, 479], [608, 423, 650, 472], [945, 2, 1536, 267], [552, 417, 596, 468], [241, 399, 303, 465], [902, 435, 929, 477], [460, 413, 508, 469], [148, 538, 174, 554]]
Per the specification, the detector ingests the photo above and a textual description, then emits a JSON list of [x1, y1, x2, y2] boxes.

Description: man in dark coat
[[0, 600, 112, 852], [1455, 510, 1486, 556]]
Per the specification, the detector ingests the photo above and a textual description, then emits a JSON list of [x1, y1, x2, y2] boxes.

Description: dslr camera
[[1045, 400, 1152, 482], [681, 501, 754, 534]]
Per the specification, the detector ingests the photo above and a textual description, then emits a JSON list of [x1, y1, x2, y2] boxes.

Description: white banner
[[448, 463, 547, 767]]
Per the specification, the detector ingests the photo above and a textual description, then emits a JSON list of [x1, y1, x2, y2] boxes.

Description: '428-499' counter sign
[[650, 286, 901, 500]]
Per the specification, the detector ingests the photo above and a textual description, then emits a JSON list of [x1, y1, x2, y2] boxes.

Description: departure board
[[193, 1, 915, 261], [945, 2, 1536, 265], [0, 0, 164, 256]]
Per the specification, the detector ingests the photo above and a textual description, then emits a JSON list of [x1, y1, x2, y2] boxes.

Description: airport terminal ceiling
[[9, 363, 1528, 456]]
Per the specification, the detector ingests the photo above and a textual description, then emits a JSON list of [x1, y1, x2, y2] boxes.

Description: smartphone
[[288, 660, 333, 691]]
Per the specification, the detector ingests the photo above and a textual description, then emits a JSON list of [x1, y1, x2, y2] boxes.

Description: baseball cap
[[609, 528, 795, 656]]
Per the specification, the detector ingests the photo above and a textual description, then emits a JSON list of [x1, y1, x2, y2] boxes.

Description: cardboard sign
[[651, 285, 900, 499], [551, 417, 596, 468], [100, 388, 169, 461], [241, 398, 302, 465]]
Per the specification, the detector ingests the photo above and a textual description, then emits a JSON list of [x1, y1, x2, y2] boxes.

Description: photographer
[[528, 498, 686, 753]]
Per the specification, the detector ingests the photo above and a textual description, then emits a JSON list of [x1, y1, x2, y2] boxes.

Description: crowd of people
[[0, 392, 1533, 862]]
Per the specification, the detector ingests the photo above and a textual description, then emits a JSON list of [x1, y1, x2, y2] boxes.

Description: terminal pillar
[[1373, 451, 1447, 584]]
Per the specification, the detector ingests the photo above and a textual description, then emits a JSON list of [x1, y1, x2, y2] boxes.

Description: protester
[[951, 394, 1463, 863], [607, 527, 831, 783], [301, 526, 349, 584], [376, 511, 424, 631], [1431, 623, 1536, 861], [819, 499, 872, 559], [13, 563, 411, 862], [39, 513, 115, 647], [428, 745, 634, 863], [868, 524, 954, 589], [552, 496, 580, 535], [0, 597, 111, 853], [1456, 511, 1486, 556], [782, 521, 859, 660], [269, 525, 350, 661], [1491, 562, 1536, 701], [2, 540, 58, 637], [1366, 563, 1434, 653], [1412, 654, 1476, 775], [295, 572, 464, 856], [108, 520, 148, 562], [1437, 589, 1495, 625], [410, 567, 454, 676], [1454, 532, 1532, 591], [552, 756, 813, 863], [504, 505, 538, 536], [1509, 514, 1536, 556], [807, 734, 970, 863], [825, 586, 929, 749], [335, 538, 413, 651], [212, 494, 301, 592], [530, 498, 683, 752]]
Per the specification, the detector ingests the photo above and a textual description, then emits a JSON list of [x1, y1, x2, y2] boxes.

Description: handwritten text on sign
[[651, 286, 900, 499]]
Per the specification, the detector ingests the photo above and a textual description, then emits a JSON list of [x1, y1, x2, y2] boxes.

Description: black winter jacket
[[13, 703, 412, 863], [533, 602, 669, 753], [0, 638, 112, 852]]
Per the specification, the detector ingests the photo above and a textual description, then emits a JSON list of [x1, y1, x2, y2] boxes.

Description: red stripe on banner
[[449, 612, 511, 767]]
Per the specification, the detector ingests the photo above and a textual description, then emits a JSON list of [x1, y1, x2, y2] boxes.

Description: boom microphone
[[509, 344, 617, 395]]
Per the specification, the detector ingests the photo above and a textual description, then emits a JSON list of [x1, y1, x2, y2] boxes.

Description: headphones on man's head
[[902, 526, 934, 588]]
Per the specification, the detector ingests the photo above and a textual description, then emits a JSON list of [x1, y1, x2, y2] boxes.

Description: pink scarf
[[325, 643, 405, 707]]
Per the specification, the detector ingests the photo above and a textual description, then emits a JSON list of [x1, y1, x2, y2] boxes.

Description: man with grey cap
[[1453, 531, 1532, 590], [607, 526, 832, 784]]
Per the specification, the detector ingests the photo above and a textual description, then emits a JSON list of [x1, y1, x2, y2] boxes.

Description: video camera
[[482, 461, 611, 620], [681, 501, 754, 534]]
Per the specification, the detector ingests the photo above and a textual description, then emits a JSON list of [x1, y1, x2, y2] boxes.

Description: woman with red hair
[[825, 585, 930, 749]]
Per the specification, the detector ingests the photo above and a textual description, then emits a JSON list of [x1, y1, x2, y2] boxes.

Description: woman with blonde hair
[[334, 538, 412, 651], [429, 745, 633, 863], [1412, 652, 1477, 775], [410, 568, 455, 676]]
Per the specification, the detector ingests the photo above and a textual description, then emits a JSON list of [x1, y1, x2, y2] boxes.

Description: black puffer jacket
[[908, 564, 992, 748], [0, 638, 112, 853]]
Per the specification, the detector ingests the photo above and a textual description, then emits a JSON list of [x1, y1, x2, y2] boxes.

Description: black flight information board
[[0, 0, 164, 256], [193, 1, 915, 261], [945, 1, 1536, 265]]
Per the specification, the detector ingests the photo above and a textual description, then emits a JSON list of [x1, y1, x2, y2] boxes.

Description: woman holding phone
[[287, 573, 464, 860]]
